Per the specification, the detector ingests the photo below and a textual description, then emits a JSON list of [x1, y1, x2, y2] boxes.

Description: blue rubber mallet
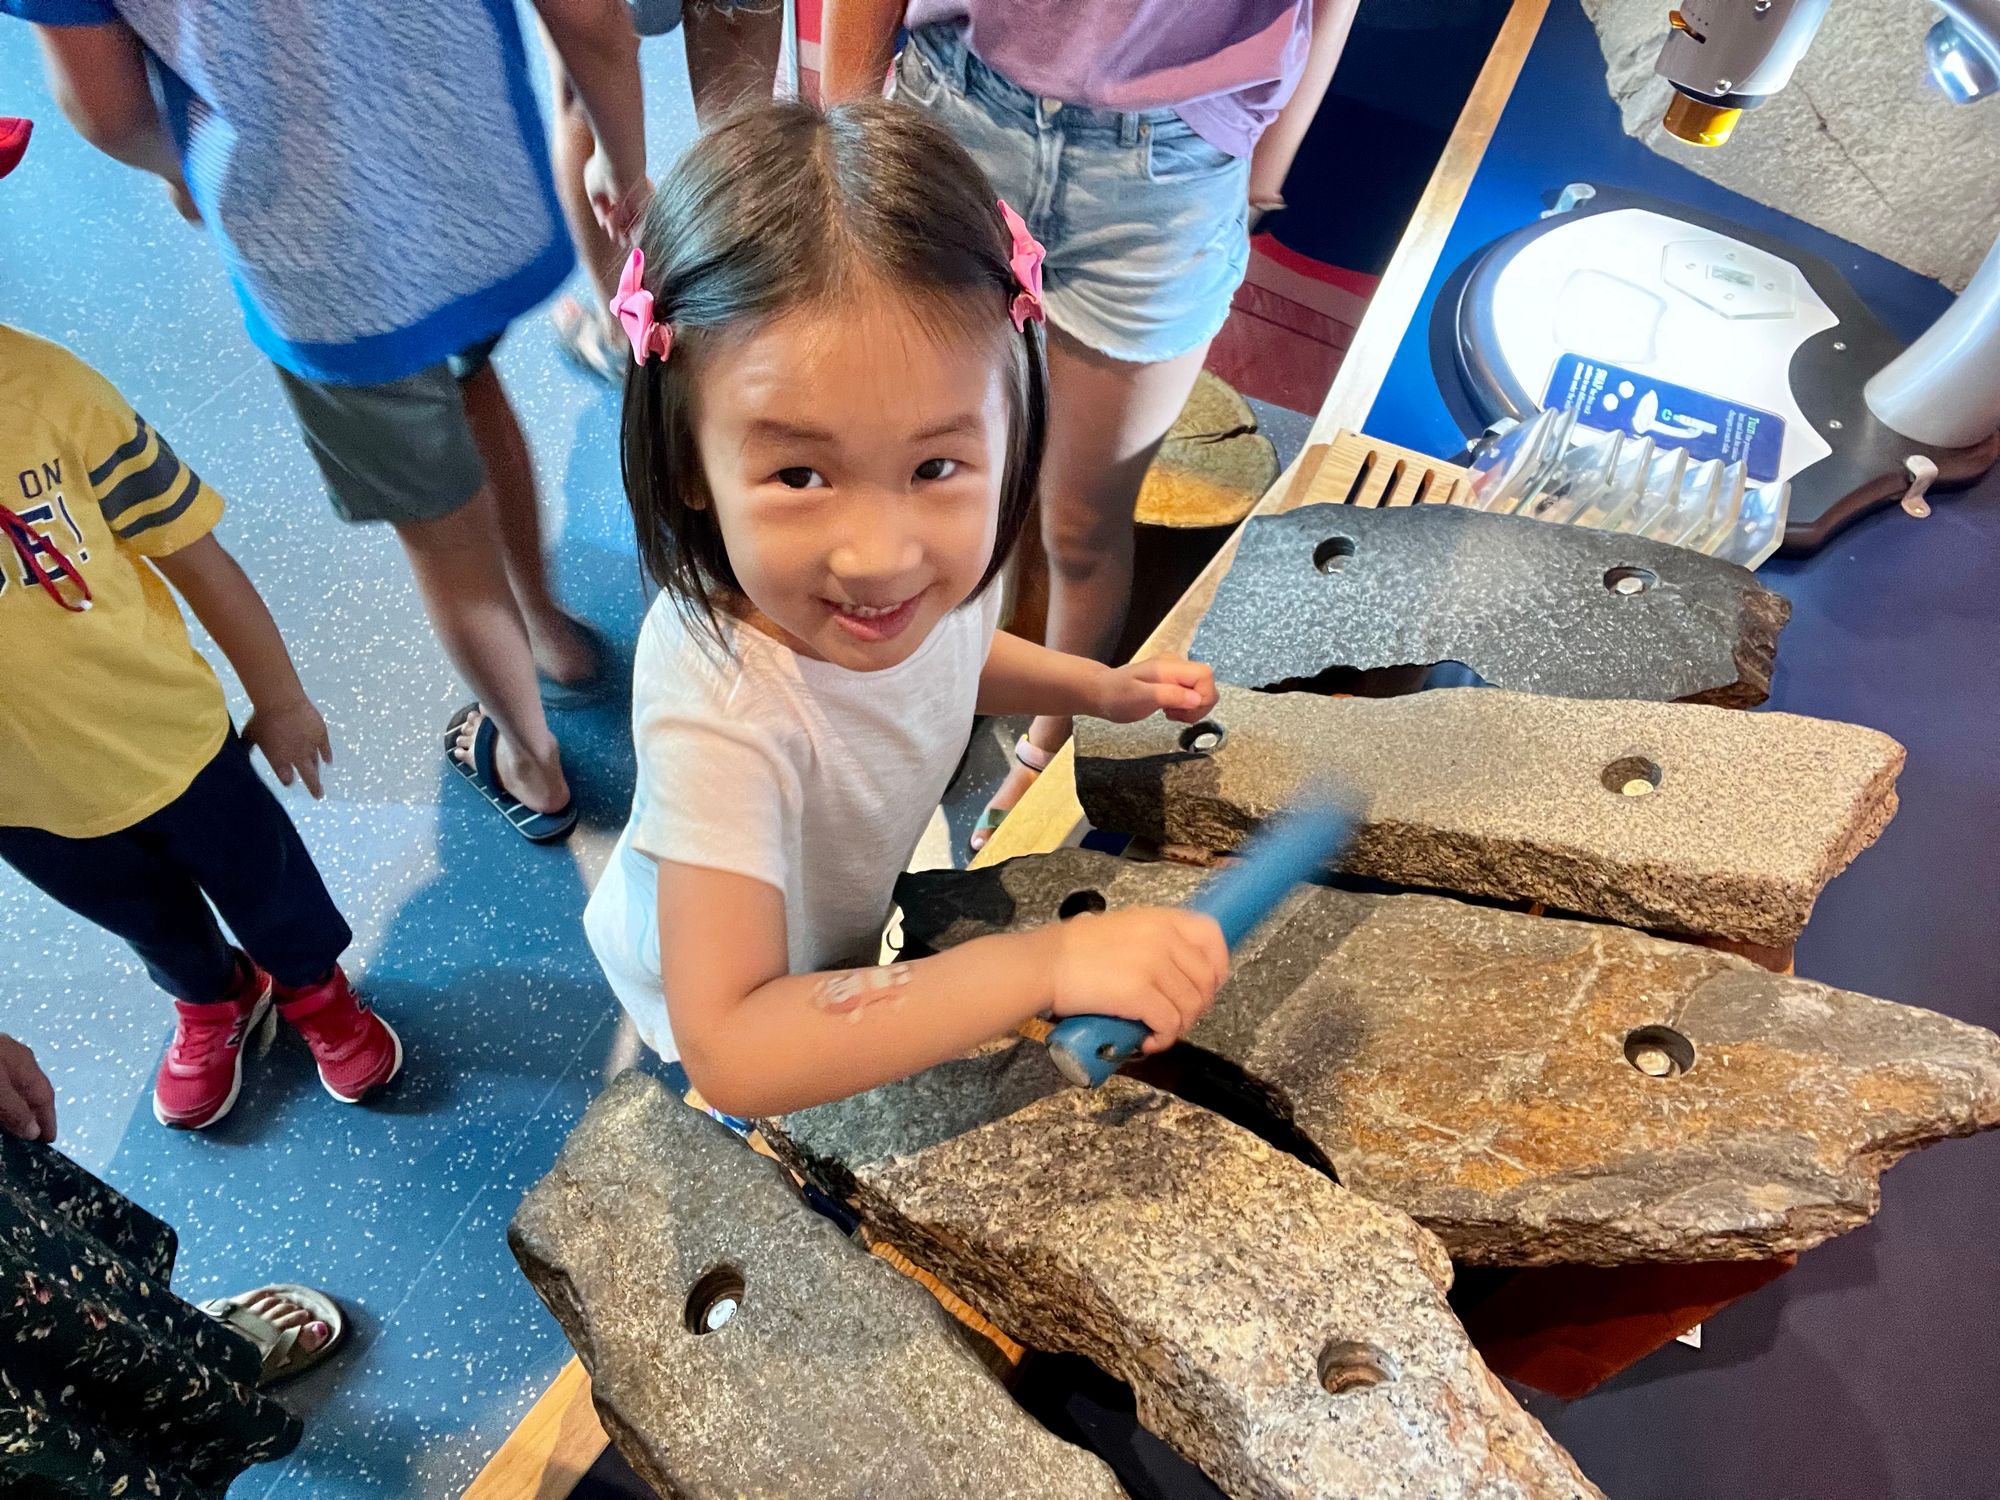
[[1044, 788, 1359, 1087]]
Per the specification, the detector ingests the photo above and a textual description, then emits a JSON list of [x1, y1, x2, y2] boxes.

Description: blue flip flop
[[538, 618, 618, 713], [445, 704, 578, 843]]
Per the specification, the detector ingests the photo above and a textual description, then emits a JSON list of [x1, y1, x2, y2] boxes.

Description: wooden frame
[[465, 3, 1551, 1493]]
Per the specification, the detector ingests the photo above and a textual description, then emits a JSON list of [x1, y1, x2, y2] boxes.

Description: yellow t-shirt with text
[[0, 326, 230, 838]]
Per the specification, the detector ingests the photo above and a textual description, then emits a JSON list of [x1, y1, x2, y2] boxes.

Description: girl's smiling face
[[691, 281, 1012, 671]]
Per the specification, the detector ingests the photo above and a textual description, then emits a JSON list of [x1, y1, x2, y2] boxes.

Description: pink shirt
[[903, 0, 1312, 158]]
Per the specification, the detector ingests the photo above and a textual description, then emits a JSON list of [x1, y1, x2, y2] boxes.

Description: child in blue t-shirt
[[7, 0, 653, 844]]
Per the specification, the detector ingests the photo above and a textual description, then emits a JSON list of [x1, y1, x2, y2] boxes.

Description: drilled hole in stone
[[683, 1266, 745, 1335], [1604, 565, 1658, 596], [1624, 1025, 1696, 1079], [1313, 536, 1358, 574], [1179, 720, 1227, 754], [1318, 1339, 1396, 1394], [1057, 890, 1108, 921], [1601, 756, 1663, 797]]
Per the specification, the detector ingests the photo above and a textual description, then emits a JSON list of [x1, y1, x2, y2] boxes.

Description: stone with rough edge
[[788, 1078, 1601, 1500], [1076, 683, 1904, 946], [508, 1070, 1123, 1500], [1191, 502, 1789, 706], [890, 852, 2000, 1266]]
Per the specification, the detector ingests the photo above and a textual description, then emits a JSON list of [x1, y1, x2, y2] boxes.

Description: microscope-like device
[[1441, 1, 2000, 556], [1655, 1, 2000, 454]]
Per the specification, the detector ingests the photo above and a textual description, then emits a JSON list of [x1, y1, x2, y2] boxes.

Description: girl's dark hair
[[619, 96, 1048, 641]]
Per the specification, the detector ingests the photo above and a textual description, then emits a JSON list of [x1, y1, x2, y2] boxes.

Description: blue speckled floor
[[0, 24, 702, 1498]]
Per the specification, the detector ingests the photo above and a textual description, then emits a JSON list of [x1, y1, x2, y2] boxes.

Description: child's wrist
[[1012, 924, 1067, 1019], [1087, 660, 1124, 720]]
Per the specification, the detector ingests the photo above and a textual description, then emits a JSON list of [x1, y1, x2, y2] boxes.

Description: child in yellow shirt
[[0, 307, 403, 1129]]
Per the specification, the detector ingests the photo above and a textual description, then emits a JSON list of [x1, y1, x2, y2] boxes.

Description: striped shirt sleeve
[[86, 406, 224, 558]]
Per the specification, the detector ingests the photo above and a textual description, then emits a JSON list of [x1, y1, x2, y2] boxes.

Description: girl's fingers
[[0, 1086, 40, 1141], [20, 1066, 55, 1143]]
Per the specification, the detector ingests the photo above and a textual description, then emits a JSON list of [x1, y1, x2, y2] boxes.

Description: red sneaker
[[153, 955, 273, 1129], [275, 967, 402, 1104]]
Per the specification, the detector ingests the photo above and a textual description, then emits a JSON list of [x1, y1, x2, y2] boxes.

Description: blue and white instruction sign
[[1542, 354, 1785, 483]]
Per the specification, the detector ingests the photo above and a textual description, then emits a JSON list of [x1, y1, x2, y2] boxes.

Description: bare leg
[[973, 328, 1212, 848], [458, 362, 596, 686], [683, 0, 784, 124], [395, 490, 570, 815]]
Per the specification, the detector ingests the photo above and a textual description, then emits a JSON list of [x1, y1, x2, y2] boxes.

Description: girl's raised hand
[[1041, 906, 1229, 1053], [1096, 654, 1219, 724]]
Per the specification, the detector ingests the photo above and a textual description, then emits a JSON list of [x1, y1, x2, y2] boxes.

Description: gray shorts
[[629, 0, 775, 37], [274, 336, 500, 526]]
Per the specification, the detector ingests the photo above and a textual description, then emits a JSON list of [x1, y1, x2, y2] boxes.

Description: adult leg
[[394, 487, 572, 815], [458, 362, 596, 687], [147, 732, 351, 991], [0, 820, 236, 1004], [683, 0, 783, 124], [974, 329, 1212, 841]]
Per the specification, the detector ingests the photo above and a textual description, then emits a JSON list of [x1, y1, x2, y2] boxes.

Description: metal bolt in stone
[[1633, 1046, 1676, 1077], [1828, 419, 1844, 430]]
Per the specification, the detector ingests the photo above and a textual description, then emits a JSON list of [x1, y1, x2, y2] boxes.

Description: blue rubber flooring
[[0, 24, 707, 1498]]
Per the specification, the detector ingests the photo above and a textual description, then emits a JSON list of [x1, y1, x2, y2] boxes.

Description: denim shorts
[[895, 23, 1252, 365]]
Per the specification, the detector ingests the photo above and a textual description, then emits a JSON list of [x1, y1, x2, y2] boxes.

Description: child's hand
[[1096, 655, 1219, 725], [245, 696, 333, 799], [586, 150, 653, 246], [1043, 907, 1229, 1053], [0, 1034, 57, 1143]]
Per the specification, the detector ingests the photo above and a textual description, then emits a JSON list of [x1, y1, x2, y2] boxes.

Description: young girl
[[585, 97, 1231, 1118], [0, 307, 402, 1130]]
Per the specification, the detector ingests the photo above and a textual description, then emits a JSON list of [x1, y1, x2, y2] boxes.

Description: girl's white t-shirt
[[584, 586, 1001, 1060]]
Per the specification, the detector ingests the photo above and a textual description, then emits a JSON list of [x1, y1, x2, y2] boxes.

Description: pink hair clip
[[997, 199, 1045, 332], [610, 247, 673, 366]]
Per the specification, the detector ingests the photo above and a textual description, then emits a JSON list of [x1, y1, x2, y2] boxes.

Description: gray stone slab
[[893, 852, 2000, 1265], [1077, 682, 1904, 945], [770, 1038, 1069, 1202], [1587, 0, 2000, 293], [509, 1070, 1122, 1500], [830, 1079, 1602, 1500], [1191, 502, 1789, 705]]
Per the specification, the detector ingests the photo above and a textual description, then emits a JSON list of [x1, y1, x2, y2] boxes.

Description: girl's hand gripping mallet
[[1045, 790, 1358, 1087]]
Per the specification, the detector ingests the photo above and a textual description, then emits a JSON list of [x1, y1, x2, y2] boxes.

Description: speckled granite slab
[[509, 1070, 1122, 1500], [784, 1079, 1602, 1500], [891, 853, 2000, 1265], [1077, 683, 1904, 945], [1191, 503, 1789, 705]]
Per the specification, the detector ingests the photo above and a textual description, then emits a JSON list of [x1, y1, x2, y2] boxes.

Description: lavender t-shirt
[[903, 0, 1311, 158]]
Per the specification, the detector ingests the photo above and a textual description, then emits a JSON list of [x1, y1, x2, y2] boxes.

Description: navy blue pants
[[0, 731, 350, 1004]]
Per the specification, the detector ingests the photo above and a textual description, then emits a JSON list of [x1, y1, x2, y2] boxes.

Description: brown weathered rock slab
[[795, 1079, 1601, 1500], [509, 1070, 1122, 1500], [894, 852, 2000, 1265], [1191, 501, 1789, 705], [1077, 683, 1904, 945]]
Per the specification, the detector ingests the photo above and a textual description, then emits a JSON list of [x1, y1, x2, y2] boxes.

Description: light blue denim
[[895, 23, 1253, 365]]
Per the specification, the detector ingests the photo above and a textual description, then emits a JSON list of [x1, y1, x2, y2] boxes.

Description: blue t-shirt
[[5, 0, 574, 385]]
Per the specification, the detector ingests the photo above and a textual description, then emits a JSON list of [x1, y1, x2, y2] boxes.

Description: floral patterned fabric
[[0, 1135, 301, 1499]]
